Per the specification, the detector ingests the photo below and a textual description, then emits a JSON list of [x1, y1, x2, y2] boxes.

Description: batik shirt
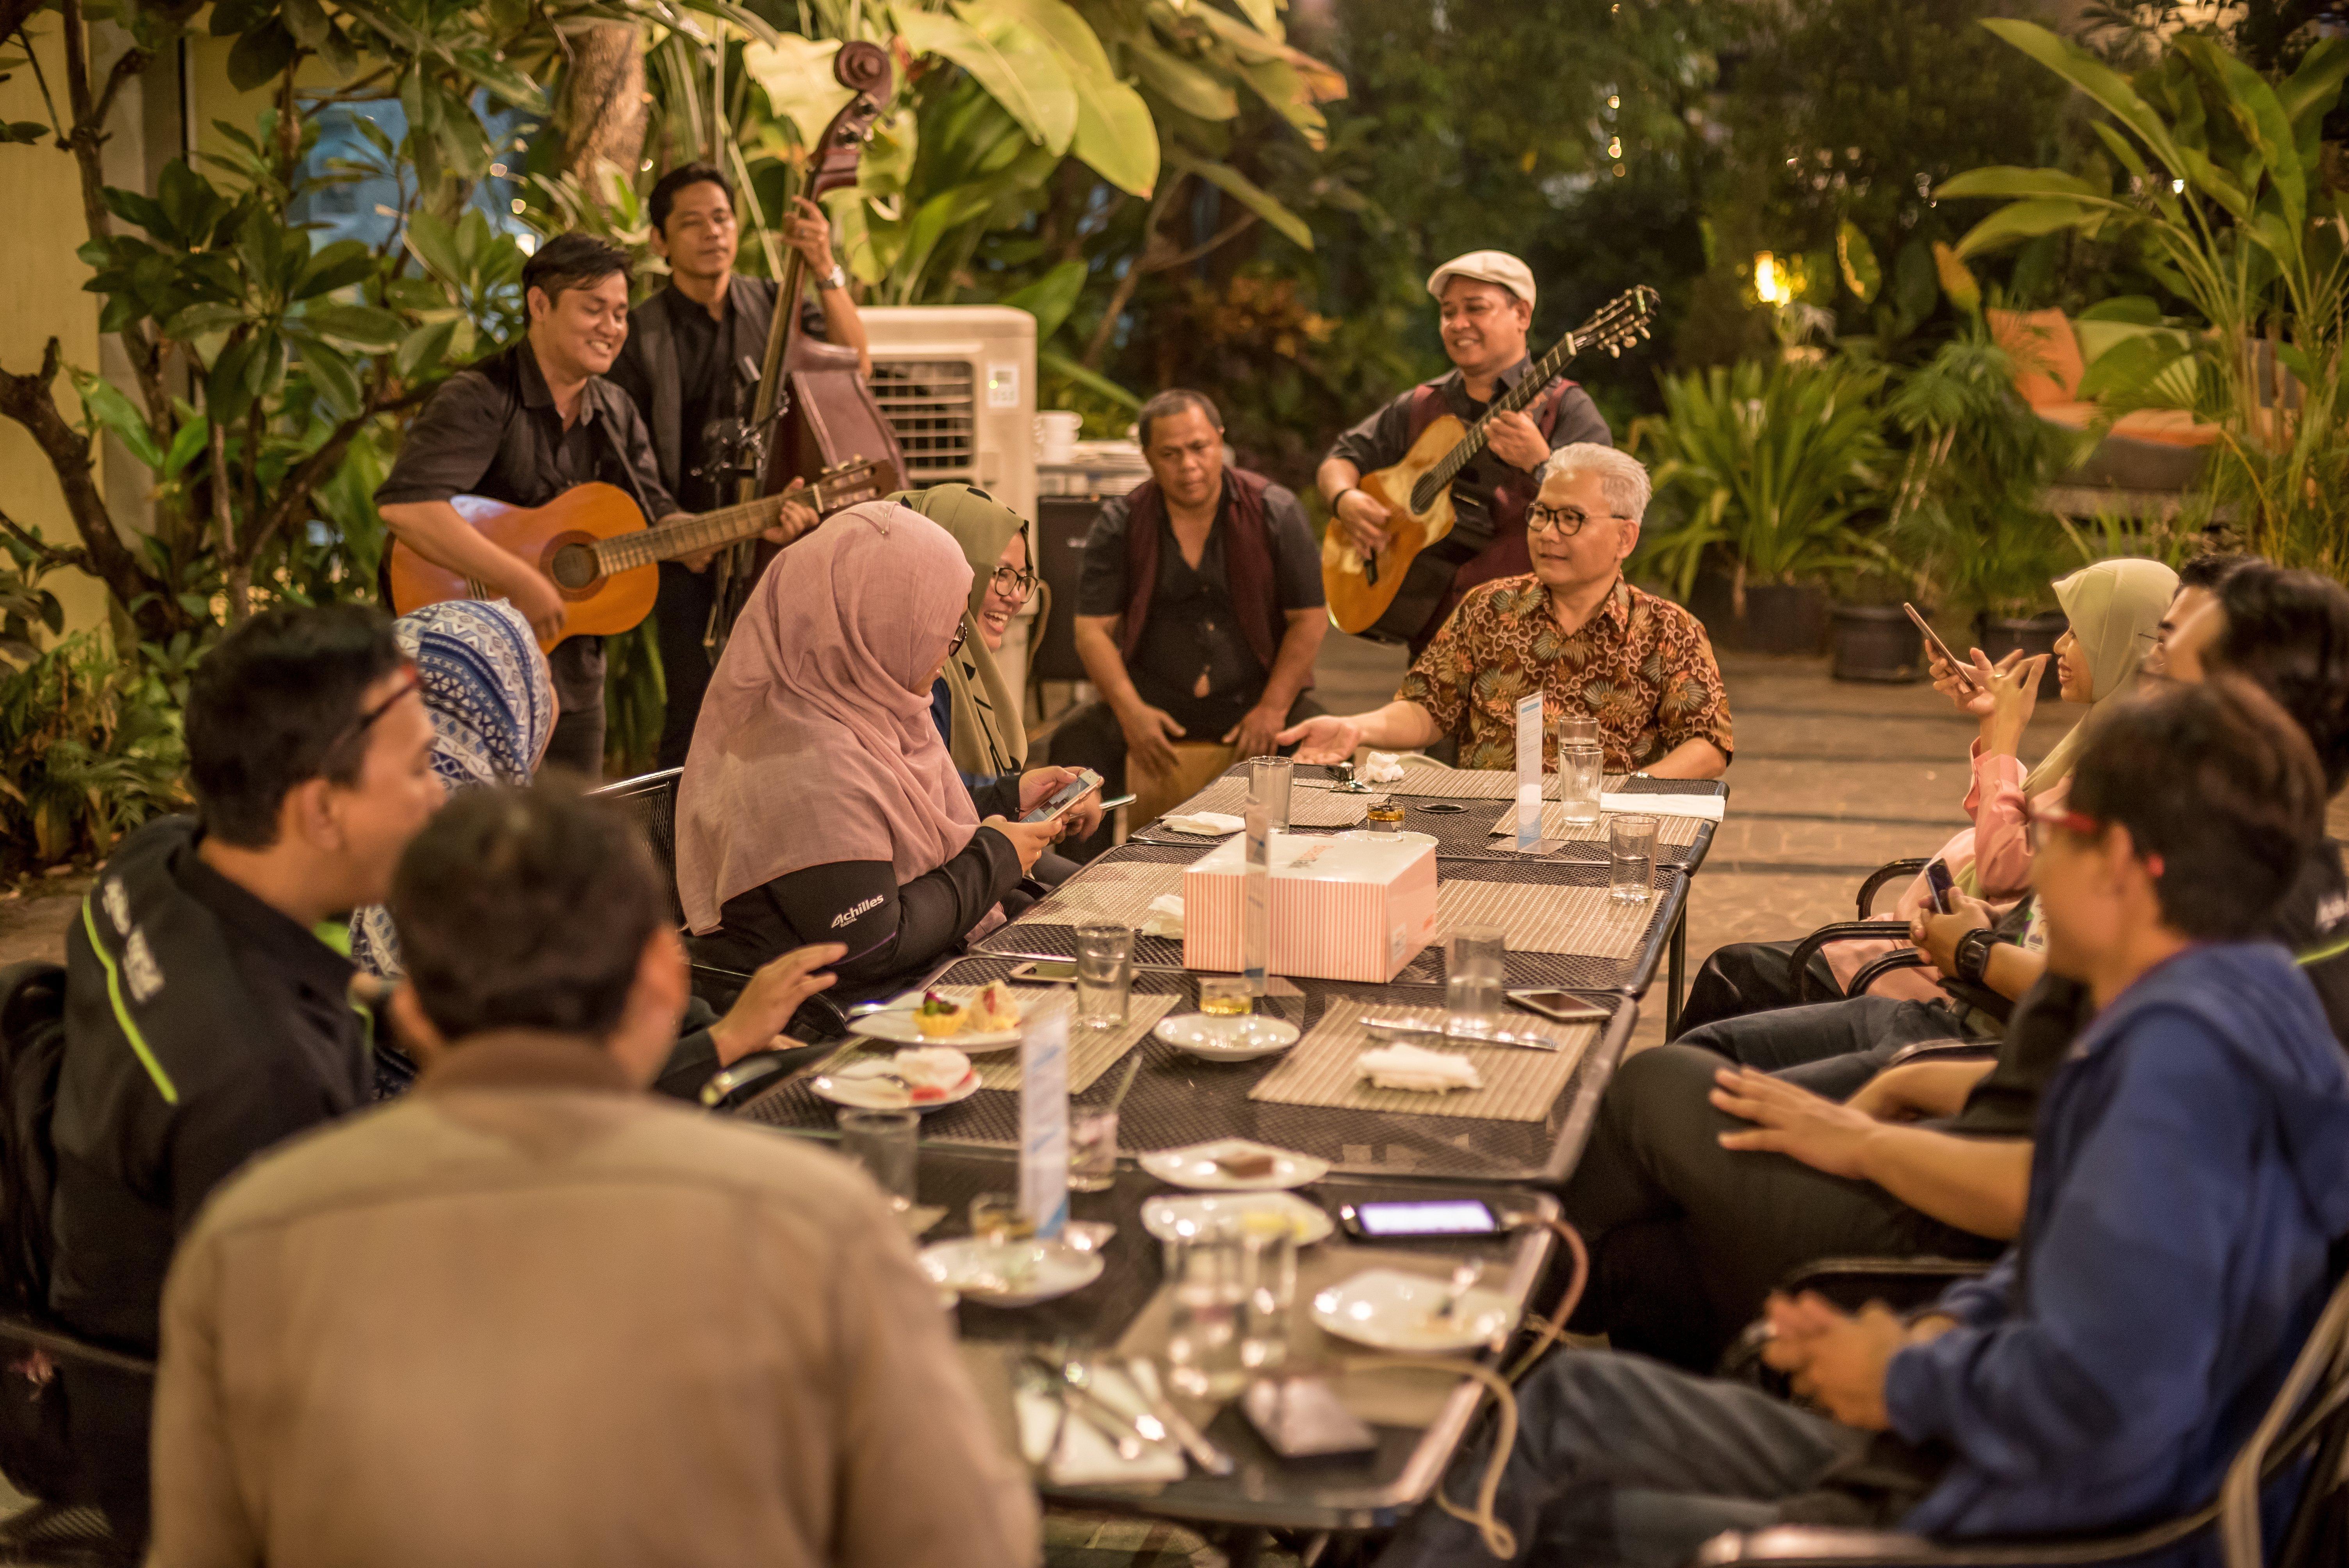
[[1399, 574, 1734, 772]]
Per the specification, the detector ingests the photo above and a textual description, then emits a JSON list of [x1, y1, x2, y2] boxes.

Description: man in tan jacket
[[147, 784, 1039, 1568]]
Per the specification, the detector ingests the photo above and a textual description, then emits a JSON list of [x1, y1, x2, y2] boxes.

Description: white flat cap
[[1426, 249, 1536, 310]]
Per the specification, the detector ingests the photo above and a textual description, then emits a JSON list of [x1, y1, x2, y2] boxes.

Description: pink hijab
[[676, 501, 978, 934]]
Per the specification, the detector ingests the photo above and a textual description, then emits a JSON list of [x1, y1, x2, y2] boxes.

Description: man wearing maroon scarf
[[1049, 390, 1327, 860]]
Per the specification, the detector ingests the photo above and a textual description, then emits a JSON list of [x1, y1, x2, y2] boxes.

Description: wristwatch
[[1953, 927, 1999, 987], [818, 262, 848, 293]]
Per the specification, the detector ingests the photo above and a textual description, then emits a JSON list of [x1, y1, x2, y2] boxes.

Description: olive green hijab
[[888, 483, 1040, 778], [2021, 556, 2180, 797]]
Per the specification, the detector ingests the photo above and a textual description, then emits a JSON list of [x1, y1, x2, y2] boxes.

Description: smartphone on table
[[1337, 1198, 1508, 1240], [1020, 768, 1104, 824], [1903, 603, 1978, 692], [1241, 1376, 1377, 1460], [1007, 959, 1078, 984], [1505, 989, 1613, 1026]]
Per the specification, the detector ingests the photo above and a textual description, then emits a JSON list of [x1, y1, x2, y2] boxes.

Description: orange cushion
[[1989, 308, 2085, 405], [2032, 401, 2099, 431], [2109, 408, 2222, 447]]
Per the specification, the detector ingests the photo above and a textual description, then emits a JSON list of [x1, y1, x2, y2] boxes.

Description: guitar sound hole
[[549, 544, 600, 591]]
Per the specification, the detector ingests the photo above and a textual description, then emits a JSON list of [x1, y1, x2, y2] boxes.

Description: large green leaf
[[1953, 198, 2102, 259], [1123, 41, 1239, 121], [1980, 20, 2185, 181], [296, 341, 364, 421], [740, 33, 856, 147], [1935, 165, 2107, 202], [2278, 37, 2349, 137], [1000, 258, 1089, 342], [1835, 221, 1879, 304], [1039, 348, 1141, 410], [981, 0, 1160, 193], [161, 301, 249, 341], [293, 301, 405, 351], [66, 369, 166, 470], [295, 239, 378, 301], [1166, 150, 1310, 248], [896, 5, 1078, 155]]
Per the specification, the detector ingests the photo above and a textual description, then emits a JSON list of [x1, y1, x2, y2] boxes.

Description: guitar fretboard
[[593, 494, 793, 574]]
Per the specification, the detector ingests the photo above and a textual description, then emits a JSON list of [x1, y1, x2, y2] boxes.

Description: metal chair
[[1692, 1263, 2349, 1568], [1783, 858, 2013, 1026], [589, 766, 684, 925]]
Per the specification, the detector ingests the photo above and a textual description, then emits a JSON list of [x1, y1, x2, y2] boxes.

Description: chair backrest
[[590, 768, 684, 925], [0, 962, 67, 1319]]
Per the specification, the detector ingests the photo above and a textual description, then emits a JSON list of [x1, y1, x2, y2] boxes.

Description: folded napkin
[[1016, 1366, 1186, 1485], [1163, 811, 1245, 836], [1140, 894, 1184, 939], [1599, 791, 1725, 822], [1358, 1042, 1483, 1093], [1361, 752, 1407, 784]]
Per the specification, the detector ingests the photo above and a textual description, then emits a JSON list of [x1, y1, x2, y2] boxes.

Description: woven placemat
[[1166, 776, 1369, 828], [1248, 1003, 1597, 1123], [1487, 802, 1706, 846], [1435, 880, 1649, 959], [820, 986, 1178, 1094], [1022, 859, 1188, 928], [1376, 770, 1638, 802]]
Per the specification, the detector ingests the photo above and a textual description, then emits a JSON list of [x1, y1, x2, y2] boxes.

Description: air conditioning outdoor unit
[[860, 307, 1040, 698]]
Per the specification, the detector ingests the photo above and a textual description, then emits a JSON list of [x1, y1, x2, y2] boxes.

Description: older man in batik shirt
[[1281, 444, 1732, 777]]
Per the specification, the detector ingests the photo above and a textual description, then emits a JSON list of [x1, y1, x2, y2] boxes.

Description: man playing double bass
[[608, 162, 869, 769], [1318, 249, 1611, 654]]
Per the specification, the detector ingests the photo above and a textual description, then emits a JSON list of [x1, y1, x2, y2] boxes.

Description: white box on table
[[1182, 833, 1438, 983]]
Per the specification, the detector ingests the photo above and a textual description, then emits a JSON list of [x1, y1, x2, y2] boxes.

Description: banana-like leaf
[[2278, 37, 2349, 134], [1936, 165, 2107, 202], [2088, 120, 2149, 184], [739, 33, 856, 147], [1039, 347, 1142, 410], [2073, 330, 2194, 406], [982, 0, 1160, 193], [1000, 257, 1088, 341], [1836, 221, 1880, 303], [67, 369, 166, 471], [1166, 150, 1310, 248], [1982, 20, 2185, 173], [2178, 33, 2304, 234], [1953, 197, 2102, 259], [896, 4, 1077, 154]]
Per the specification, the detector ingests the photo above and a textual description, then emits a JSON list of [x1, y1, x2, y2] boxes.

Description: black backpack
[[0, 960, 78, 1501]]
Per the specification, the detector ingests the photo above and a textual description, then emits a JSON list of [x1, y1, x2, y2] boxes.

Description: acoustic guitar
[[386, 456, 890, 652], [1321, 285, 1659, 643]]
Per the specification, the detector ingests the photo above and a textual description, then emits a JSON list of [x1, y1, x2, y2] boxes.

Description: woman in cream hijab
[[894, 483, 1041, 782]]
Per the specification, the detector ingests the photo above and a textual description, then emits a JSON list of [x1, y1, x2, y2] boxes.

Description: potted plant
[[1827, 571, 1926, 683], [1633, 355, 1891, 656]]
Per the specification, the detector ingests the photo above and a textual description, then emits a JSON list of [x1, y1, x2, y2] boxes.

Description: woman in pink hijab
[[676, 501, 1075, 998]]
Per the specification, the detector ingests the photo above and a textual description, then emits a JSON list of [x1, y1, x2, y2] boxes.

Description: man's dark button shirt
[[373, 341, 676, 523]]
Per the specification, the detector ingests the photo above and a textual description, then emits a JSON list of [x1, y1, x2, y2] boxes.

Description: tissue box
[[1183, 834, 1438, 982]]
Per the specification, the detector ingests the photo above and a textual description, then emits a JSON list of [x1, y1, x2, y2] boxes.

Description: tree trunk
[[557, 20, 647, 190]]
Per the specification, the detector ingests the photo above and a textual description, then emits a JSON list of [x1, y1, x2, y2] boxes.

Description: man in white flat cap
[[1317, 249, 1611, 653]]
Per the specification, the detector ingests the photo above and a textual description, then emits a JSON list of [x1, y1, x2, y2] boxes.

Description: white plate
[[1141, 1190, 1335, 1246], [849, 1006, 1023, 1052], [1152, 1014, 1301, 1062], [1331, 829, 1440, 848], [920, 1238, 1105, 1307], [809, 1064, 982, 1112], [1138, 1138, 1331, 1192], [1311, 1268, 1518, 1352]]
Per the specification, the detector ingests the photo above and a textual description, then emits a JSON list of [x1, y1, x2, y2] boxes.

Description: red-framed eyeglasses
[[2026, 798, 2162, 875]]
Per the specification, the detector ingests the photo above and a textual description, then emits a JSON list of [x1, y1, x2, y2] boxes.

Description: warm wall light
[[1752, 250, 1796, 307]]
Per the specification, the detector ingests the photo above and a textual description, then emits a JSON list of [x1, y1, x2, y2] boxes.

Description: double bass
[[713, 40, 910, 633]]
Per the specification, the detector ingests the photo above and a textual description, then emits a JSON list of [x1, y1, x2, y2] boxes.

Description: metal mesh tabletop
[[740, 954, 1639, 1184]]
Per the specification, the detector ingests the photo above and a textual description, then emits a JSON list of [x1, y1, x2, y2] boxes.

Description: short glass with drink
[[969, 1192, 1039, 1288], [1073, 922, 1134, 1030], [1446, 924, 1506, 1035], [1068, 1107, 1119, 1192], [1365, 795, 1406, 833], [1248, 755, 1294, 830], [837, 1107, 919, 1211], [1610, 814, 1660, 903], [1553, 715, 1603, 825], [1198, 975, 1255, 1017]]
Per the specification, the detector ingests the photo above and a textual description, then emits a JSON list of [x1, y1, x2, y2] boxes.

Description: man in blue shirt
[[1376, 677, 2349, 1568]]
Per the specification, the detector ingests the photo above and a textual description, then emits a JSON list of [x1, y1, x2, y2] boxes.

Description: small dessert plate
[[809, 1064, 982, 1112], [1152, 1014, 1301, 1062], [1141, 1190, 1335, 1246], [1311, 1267, 1518, 1352], [920, 1238, 1104, 1308], [848, 1002, 1023, 1052], [1139, 1138, 1330, 1192]]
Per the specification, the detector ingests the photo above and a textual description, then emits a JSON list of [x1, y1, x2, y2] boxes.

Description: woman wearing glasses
[[673, 501, 1094, 1001]]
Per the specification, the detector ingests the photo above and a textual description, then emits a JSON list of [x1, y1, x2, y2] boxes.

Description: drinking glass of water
[[1164, 1216, 1248, 1399], [1552, 716, 1604, 825], [1446, 924, 1506, 1035], [1248, 755, 1294, 830], [837, 1107, 918, 1211], [1610, 814, 1660, 904], [1073, 923, 1134, 1030], [1068, 1107, 1119, 1192]]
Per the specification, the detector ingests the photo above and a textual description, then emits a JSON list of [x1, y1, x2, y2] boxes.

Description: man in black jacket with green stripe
[[50, 605, 440, 1538]]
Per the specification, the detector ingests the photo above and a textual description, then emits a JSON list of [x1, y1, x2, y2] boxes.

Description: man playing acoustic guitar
[[377, 234, 818, 778], [1319, 250, 1611, 654]]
